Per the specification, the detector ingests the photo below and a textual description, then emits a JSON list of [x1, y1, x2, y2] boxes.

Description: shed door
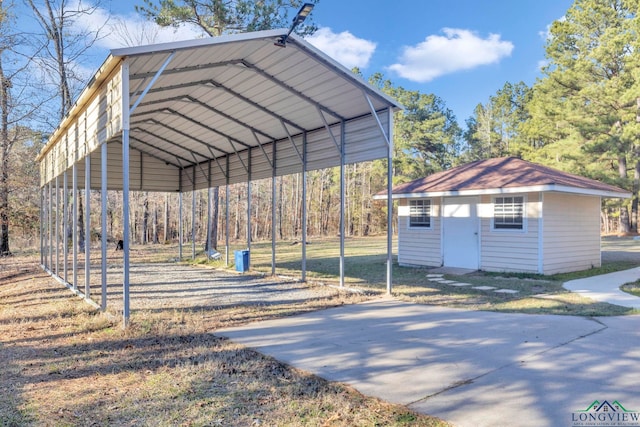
[[443, 196, 479, 269]]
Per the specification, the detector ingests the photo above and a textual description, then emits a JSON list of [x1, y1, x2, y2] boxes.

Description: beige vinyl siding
[[542, 193, 601, 274], [397, 198, 442, 267], [479, 193, 541, 273]]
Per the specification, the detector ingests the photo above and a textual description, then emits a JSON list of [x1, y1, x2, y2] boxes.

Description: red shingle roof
[[381, 157, 629, 198]]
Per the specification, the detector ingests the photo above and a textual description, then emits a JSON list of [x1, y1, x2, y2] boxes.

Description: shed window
[[493, 196, 524, 230], [409, 199, 431, 228]]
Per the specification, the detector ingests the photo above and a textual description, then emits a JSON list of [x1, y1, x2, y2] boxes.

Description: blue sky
[[307, 0, 574, 124], [21, 0, 575, 127]]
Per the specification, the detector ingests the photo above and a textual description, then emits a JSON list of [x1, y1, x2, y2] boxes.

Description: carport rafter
[[127, 135, 186, 169], [135, 107, 253, 154], [138, 93, 283, 146], [239, 60, 345, 122], [129, 127, 208, 165], [203, 80, 307, 133], [131, 115, 230, 157]]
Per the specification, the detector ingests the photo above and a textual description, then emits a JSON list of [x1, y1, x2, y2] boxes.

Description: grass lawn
[[237, 235, 640, 316], [621, 282, 640, 297]]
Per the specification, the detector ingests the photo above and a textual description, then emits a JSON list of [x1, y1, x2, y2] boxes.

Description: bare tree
[[26, 0, 106, 123], [0, 0, 51, 255], [109, 15, 162, 47], [27, 0, 108, 252]]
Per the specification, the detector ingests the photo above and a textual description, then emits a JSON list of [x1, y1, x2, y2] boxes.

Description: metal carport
[[36, 29, 401, 326]]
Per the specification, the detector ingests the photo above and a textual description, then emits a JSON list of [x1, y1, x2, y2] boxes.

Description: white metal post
[[72, 163, 78, 292], [386, 107, 394, 294], [339, 121, 345, 287], [302, 132, 307, 281], [101, 142, 108, 310], [247, 180, 251, 255], [271, 142, 276, 275], [207, 161, 212, 256], [40, 186, 44, 267], [122, 60, 131, 327], [225, 185, 229, 266], [63, 171, 68, 284], [179, 191, 183, 261], [84, 154, 91, 299], [246, 149, 251, 259], [48, 181, 53, 271], [55, 176, 59, 276], [192, 174, 196, 260]]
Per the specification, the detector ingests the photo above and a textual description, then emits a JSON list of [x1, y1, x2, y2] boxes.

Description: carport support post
[[386, 107, 394, 294], [192, 172, 196, 260], [39, 186, 44, 267], [271, 142, 276, 276], [42, 185, 47, 269], [63, 170, 68, 284], [101, 142, 108, 310], [84, 153, 91, 299], [48, 181, 53, 272], [55, 176, 59, 276], [39, 187, 43, 266], [247, 148, 252, 256], [302, 132, 307, 281], [178, 191, 183, 261], [339, 121, 345, 288], [72, 163, 78, 292], [122, 60, 131, 327], [225, 184, 230, 266]]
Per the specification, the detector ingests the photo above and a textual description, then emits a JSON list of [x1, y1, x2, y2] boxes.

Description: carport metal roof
[[37, 29, 401, 326], [37, 29, 401, 191]]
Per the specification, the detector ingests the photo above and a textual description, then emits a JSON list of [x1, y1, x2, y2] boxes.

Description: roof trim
[[373, 184, 631, 200], [111, 29, 287, 57]]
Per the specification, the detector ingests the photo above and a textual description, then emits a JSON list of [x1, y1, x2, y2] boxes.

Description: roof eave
[[373, 184, 631, 200], [110, 28, 288, 57]]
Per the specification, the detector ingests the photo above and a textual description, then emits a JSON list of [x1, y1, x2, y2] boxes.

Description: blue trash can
[[234, 250, 249, 272]]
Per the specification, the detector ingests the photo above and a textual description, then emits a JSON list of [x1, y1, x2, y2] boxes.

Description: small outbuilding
[[377, 157, 630, 275]]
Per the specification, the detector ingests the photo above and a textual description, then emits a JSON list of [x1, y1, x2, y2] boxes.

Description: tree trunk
[[77, 192, 85, 251], [618, 155, 631, 233], [633, 157, 639, 233], [210, 186, 219, 250], [234, 187, 240, 240], [152, 201, 158, 244], [142, 192, 149, 244], [163, 193, 169, 242], [0, 57, 10, 256]]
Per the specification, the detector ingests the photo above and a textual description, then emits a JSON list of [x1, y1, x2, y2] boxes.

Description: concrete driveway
[[218, 298, 640, 427]]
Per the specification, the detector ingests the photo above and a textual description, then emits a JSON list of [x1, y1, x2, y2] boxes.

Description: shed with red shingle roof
[[375, 157, 630, 274]]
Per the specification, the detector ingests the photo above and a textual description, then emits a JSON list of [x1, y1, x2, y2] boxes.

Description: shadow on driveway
[[218, 298, 640, 427]]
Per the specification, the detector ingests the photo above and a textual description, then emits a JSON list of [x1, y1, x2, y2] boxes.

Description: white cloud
[[388, 28, 514, 82], [70, 1, 204, 50], [306, 27, 376, 69]]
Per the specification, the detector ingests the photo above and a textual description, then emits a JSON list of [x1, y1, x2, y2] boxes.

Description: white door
[[443, 196, 479, 269]]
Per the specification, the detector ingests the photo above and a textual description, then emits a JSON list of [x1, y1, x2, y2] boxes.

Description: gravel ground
[[601, 236, 640, 263], [84, 262, 341, 314], [45, 236, 640, 315]]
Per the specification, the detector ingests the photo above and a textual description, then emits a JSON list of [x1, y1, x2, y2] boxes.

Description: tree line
[[2, 0, 639, 256]]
